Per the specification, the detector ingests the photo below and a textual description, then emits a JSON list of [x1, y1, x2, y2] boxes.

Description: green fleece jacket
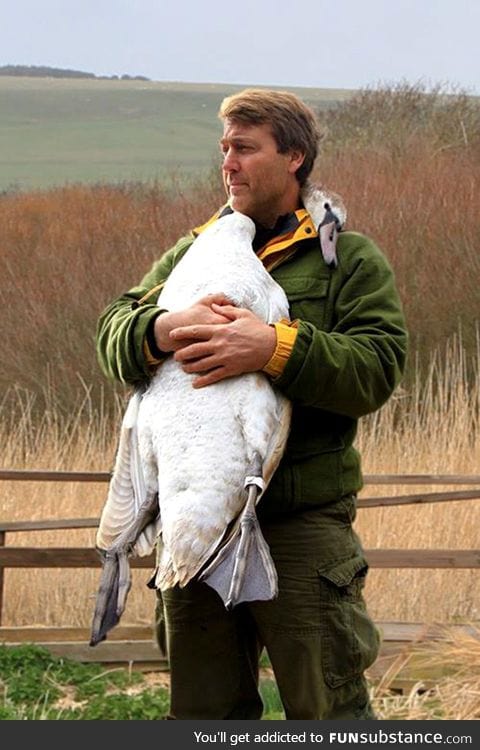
[[96, 217, 408, 516]]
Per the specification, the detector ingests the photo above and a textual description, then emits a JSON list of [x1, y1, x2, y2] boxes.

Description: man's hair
[[218, 88, 322, 185]]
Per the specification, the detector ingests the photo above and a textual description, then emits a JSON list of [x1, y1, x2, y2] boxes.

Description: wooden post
[[0, 531, 5, 626]]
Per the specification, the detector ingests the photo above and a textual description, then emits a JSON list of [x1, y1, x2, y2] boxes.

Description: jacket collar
[[192, 206, 317, 272]]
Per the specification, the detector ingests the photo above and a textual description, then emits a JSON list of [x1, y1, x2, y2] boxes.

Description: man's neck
[[252, 212, 298, 253]]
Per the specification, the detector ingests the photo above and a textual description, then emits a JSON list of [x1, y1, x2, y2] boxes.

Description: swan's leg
[[225, 482, 260, 608], [199, 453, 278, 608]]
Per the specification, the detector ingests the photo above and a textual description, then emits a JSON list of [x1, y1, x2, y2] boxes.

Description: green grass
[[0, 77, 352, 191], [259, 679, 285, 720], [0, 644, 164, 720], [0, 644, 284, 720], [3, 640, 479, 720]]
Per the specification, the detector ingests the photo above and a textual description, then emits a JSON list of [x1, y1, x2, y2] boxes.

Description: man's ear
[[287, 150, 306, 176]]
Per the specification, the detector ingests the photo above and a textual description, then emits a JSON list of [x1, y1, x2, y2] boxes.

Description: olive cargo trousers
[[156, 498, 379, 720]]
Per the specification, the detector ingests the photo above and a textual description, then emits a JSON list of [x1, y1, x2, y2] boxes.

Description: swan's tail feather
[[90, 493, 159, 646]]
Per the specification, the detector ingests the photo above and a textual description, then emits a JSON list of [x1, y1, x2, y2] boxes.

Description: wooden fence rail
[[1, 470, 479, 649], [2, 469, 480, 484]]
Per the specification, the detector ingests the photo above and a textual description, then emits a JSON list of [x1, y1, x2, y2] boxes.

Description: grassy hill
[[0, 77, 353, 191]]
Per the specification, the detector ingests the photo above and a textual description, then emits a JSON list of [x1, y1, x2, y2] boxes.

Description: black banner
[[6, 720, 478, 748]]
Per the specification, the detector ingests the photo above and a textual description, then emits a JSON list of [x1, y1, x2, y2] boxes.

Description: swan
[[90, 183, 345, 646]]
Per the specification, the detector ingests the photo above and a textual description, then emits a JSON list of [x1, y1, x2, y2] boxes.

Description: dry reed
[[355, 334, 480, 623], [371, 626, 480, 719], [0, 338, 479, 628]]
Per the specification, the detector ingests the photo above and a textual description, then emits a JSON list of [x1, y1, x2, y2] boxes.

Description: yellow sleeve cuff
[[262, 319, 298, 378], [143, 339, 165, 368]]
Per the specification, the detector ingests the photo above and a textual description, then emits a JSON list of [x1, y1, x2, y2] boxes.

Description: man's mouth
[[229, 183, 247, 194]]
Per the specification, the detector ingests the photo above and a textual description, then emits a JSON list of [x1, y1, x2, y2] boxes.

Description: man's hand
[[153, 294, 233, 352], [171, 302, 277, 388]]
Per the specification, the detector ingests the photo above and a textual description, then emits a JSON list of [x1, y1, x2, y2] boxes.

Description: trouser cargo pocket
[[318, 555, 380, 689]]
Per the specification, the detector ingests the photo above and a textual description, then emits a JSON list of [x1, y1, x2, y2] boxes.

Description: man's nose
[[222, 149, 239, 172]]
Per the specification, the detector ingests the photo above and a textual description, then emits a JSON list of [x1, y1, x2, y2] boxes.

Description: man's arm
[[96, 235, 193, 384], [273, 233, 408, 418]]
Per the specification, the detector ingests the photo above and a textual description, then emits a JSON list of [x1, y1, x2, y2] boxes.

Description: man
[[96, 89, 408, 719]]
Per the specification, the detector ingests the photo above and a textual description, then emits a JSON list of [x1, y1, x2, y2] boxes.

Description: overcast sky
[[1, 0, 479, 93]]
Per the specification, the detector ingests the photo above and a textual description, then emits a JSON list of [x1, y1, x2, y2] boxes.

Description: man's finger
[[192, 367, 229, 388], [170, 324, 213, 341], [200, 293, 235, 307], [211, 303, 246, 320], [181, 356, 219, 374], [174, 342, 212, 362]]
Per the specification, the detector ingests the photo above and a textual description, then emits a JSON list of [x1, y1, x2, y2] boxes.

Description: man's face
[[220, 119, 304, 227]]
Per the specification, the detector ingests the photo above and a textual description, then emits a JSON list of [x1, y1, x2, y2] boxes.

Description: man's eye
[[220, 144, 252, 157]]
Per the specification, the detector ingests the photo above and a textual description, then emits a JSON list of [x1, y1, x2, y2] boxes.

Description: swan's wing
[[96, 390, 160, 556]]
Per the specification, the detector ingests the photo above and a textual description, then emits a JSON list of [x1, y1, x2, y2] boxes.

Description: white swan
[[90, 184, 346, 646]]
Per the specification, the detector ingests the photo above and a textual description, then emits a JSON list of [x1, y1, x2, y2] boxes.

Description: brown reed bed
[[0, 175, 225, 416], [1, 85, 479, 416]]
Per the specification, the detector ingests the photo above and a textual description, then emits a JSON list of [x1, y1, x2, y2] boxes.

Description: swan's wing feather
[[96, 391, 160, 556]]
